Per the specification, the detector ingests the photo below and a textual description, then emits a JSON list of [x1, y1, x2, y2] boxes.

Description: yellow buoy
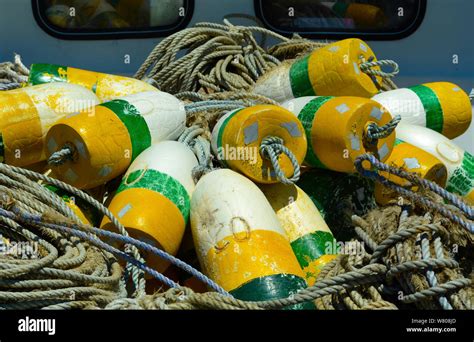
[[372, 82, 472, 139], [29, 63, 157, 102], [191, 169, 314, 309], [46, 91, 186, 189], [260, 183, 337, 286], [253, 38, 383, 102], [282, 96, 396, 173], [211, 105, 307, 183], [0, 83, 99, 167], [101, 141, 198, 273], [374, 139, 448, 205], [397, 124, 474, 205]]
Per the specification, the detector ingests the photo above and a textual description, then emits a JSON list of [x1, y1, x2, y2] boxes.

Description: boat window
[[254, 0, 426, 40], [32, 0, 193, 39]]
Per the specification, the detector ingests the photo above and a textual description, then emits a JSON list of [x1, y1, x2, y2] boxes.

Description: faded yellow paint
[[302, 255, 338, 286]]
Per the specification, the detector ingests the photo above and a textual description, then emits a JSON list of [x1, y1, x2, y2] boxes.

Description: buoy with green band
[[297, 169, 376, 241], [282, 96, 396, 173], [0, 83, 99, 167], [322, 2, 386, 28], [29, 63, 157, 102], [397, 124, 474, 205], [211, 105, 307, 184], [191, 169, 314, 309], [46, 91, 186, 189], [101, 141, 198, 273], [252, 38, 383, 102], [372, 82, 472, 139], [374, 139, 448, 205], [45, 184, 102, 226], [260, 183, 337, 286]]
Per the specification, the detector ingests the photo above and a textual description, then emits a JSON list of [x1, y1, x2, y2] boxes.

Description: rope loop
[[360, 58, 400, 79], [259, 136, 301, 185], [365, 115, 401, 143], [47, 146, 74, 166]]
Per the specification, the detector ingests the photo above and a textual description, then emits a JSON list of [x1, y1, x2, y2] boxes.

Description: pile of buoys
[[0, 23, 472, 310]]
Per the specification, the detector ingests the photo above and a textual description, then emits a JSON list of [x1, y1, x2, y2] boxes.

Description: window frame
[[32, 0, 194, 40], [254, 0, 427, 41]]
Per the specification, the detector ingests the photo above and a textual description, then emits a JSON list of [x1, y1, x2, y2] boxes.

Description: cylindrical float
[[211, 105, 307, 183], [29, 63, 158, 102], [191, 169, 313, 309], [397, 124, 473, 204], [372, 82, 472, 139], [282, 96, 396, 173], [101, 141, 197, 273], [374, 139, 448, 205], [0, 83, 99, 167], [260, 183, 337, 286], [297, 169, 376, 241], [252, 38, 383, 102], [46, 91, 186, 189]]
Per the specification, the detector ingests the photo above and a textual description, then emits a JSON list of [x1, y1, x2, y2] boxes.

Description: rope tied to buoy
[[365, 114, 401, 143], [259, 136, 301, 185], [355, 153, 474, 233], [47, 146, 74, 166], [360, 58, 400, 79]]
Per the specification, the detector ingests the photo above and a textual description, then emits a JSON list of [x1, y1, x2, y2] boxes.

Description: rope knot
[[47, 146, 74, 166], [259, 136, 300, 185], [365, 115, 401, 143]]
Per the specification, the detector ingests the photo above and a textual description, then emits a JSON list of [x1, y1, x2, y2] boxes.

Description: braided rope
[[360, 59, 400, 79], [365, 115, 401, 142], [47, 146, 74, 166], [259, 136, 301, 184]]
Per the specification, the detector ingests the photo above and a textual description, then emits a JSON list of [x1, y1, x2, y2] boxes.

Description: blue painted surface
[[0, 0, 472, 151]]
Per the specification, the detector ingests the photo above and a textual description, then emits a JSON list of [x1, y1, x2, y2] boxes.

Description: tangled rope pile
[[0, 54, 29, 91]]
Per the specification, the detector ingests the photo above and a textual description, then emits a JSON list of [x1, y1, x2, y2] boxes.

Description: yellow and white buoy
[[397, 124, 473, 204], [252, 38, 383, 102], [260, 183, 337, 286], [29, 63, 158, 102], [101, 141, 197, 273], [191, 169, 313, 309], [372, 82, 472, 139], [282, 96, 396, 173], [46, 91, 186, 189], [374, 139, 448, 205], [0, 83, 99, 167], [211, 105, 307, 183]]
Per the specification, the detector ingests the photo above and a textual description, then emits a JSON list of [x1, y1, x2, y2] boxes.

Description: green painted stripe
[[289, 55, 316, 98], [332, 1, 349, 17], [298, 97, 333, 169], [117, 169, 190, 221], [290, 231, 336, 269], [446, 152, 474, 197], [29, 63, 68, 85], [100, 100, 152, 161], [394, 138, 405, 147], [410, 85, 444, 133], [230, 274, 315, 310], [216, 109, 243, 167]]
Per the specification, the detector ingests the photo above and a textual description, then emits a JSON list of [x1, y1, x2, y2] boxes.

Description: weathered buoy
[[282, 96, 396, 173], [211, 105, 307, 183], [297, 169, 376, 241], [374, 139, 448, 205], [46, 91, 186, 189], [372, 82, 472, 139], [29, 63, 158, 102], [397, 124, 473, 204], [101, 141, 197, 273], [0, 83, 99, 167], [260, 183, 337, 286], [191, 169, 313, 309], [252, 38, 383, 102]]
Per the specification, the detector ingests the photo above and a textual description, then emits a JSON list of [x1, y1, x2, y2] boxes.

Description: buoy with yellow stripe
[[372, 82, 472, 139], [191, 168, 314, 309], [397, 124, 473, 205], [282, 96, 396, 173], [46, 91, 186, 189], [322, 2, 386, 28], [211, 105, 307, 183], [252, 38, 383, 102], [101, 141, 197, 273], [260, 183, 337, 286], [374, 139, 448, 205], [0, 83, 99, 167], [29, 63, 158, 102]]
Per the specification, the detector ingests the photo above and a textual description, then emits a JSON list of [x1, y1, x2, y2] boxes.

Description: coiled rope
[[259, 136, 301, 185], [0, 54, 29, 91]]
